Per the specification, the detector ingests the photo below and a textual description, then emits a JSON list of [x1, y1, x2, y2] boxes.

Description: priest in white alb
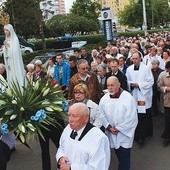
[[99, 76, 138, 170], [56, 103, 110, 170], [126, 51, 154, 146]]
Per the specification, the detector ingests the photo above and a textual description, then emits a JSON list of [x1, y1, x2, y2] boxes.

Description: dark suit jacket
[[33, 71, 46, 82], [68, 72, 100, 104], [105, 70, 128, 91]]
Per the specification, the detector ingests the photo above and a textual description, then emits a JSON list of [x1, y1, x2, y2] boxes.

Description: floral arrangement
[[0, 79, 68, 144]]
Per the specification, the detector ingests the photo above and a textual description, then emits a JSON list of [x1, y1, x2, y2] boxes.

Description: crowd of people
[[1, 28, 170, 170]]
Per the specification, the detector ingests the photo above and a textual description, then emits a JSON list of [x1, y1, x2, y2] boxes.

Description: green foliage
[[0, 79, 67, 144], [70, 0, 101, 34], [46, 14, 100, 36], [78, 34, 105, 44], [4, 0, 42, 39], [71, 0, 101, 22], [119, 0, 170, 28]]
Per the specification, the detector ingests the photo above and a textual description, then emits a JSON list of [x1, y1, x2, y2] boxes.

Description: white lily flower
[[12, 100, 17, 104]]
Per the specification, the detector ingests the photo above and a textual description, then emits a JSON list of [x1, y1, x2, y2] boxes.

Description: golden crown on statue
[[0, 11, 10, 26]]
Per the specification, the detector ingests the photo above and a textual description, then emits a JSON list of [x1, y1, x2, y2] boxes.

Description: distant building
[[102, 0, 129, 16], [94, 0, 130, 29], [0, 0, 66, 20], [40, 0, 66, 20]]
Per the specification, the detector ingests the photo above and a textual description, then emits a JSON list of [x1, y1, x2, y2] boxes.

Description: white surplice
[[143, 54, 164, 70], [56, 125, 110, 170], [126, 62, 154, 113], [86, 99, 102, 128], [99, 91, 138, 149]]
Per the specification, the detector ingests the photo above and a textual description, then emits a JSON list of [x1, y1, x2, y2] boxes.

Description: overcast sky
[[65, 0, 75, 13]]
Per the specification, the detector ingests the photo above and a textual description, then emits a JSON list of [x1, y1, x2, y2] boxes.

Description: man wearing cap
[[56, 103, 110, 170]]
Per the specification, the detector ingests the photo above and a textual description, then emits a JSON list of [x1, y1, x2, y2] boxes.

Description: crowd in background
[[1, 30, 170, 170]]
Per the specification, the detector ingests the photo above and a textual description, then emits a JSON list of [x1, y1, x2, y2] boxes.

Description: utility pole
[[151, 0, 154, 28], [142, 0, 147, 36]]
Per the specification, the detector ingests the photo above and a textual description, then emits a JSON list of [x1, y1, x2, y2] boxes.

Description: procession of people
[[0, 23, 170, 170]]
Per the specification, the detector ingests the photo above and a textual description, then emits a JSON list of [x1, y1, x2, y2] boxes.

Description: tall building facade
[[40, 0, 66, 20], [102, 0, 130, 17], [92, 0, 130, 19]]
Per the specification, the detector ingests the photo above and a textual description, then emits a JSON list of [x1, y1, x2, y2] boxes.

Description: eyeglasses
[[79, 67, 89, 70], [74, 91, 85, 95]]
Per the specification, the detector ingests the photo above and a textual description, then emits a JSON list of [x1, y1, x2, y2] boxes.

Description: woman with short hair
[[70, 83, 102, 128]]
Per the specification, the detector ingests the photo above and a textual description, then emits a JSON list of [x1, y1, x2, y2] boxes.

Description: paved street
[[8, 113, 170, 170]]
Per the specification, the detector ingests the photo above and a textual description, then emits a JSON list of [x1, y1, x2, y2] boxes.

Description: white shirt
[[143, 54, 164, 70], [56, 124, 110, 170]]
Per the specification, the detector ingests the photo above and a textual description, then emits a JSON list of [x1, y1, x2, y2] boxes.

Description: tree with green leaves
[[119, 0, 170, 29], [46, 13, 100, 37], [3, 0, 42, 39], [70, 0, 101, 34]]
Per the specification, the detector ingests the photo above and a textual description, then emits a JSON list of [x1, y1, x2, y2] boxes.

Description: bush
[[78, 34, 105, 44]]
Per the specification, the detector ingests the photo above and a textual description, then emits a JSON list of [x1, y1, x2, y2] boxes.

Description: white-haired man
[[56, 103, 110, 170]]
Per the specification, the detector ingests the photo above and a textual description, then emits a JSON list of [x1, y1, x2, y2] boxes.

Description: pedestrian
[[26, 63, 35, 85], [105, 58, 128, 91], [70, 83, 102, 128], [56, 103, 110, 170], [54, 52, 70, 93], [158, 61, 170, 145], [68, 59, 100, 104], [99, 76, 138, 170], [68, 55, 77, 78], [151, 59, 163, 116], [126, 51, 154, 146]]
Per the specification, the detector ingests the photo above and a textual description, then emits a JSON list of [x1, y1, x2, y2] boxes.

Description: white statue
[[3, 24, 26, 87]]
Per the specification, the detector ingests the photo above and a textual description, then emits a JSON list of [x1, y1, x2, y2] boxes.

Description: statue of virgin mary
[[3, 24, 26, 87]]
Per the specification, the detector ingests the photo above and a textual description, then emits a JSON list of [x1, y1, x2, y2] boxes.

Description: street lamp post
[[142, 0, 147, 36], [151, 0, 154, 28]]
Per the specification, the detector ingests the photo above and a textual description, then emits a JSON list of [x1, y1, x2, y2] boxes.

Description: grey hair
[[26, 63, 35, 69], [0, 63, 6, 70], [77, 59, 88, 68], [107, 76, 120, 84], [151, 58, 160, 65]]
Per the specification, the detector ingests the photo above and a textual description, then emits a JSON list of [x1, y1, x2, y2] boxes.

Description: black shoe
[[152, 113, 158, 116], [138, 139, 145, 147], [163, 139, 170, 146], [11, 147, 16, 152]]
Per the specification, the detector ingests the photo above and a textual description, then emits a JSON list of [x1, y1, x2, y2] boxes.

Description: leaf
[[10, 114, 17, 120], [19, 133, 25, 143], [0, 100, 6, 105], [45, 107, 54, 112], [42, 88, 50, 96], [53, 106, 63, 112], [5, 109, 14, 115], [27, 123, 36, 132], [18, 123, 26, 133]]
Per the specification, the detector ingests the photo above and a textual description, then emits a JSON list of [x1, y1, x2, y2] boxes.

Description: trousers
[[0, 140, 11, 170], [38, 120, 65, 170], [115, 146, 131, 170]]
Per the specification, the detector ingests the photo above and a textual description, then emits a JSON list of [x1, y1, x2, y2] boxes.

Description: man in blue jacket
[[54, 52, 70, 92]]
